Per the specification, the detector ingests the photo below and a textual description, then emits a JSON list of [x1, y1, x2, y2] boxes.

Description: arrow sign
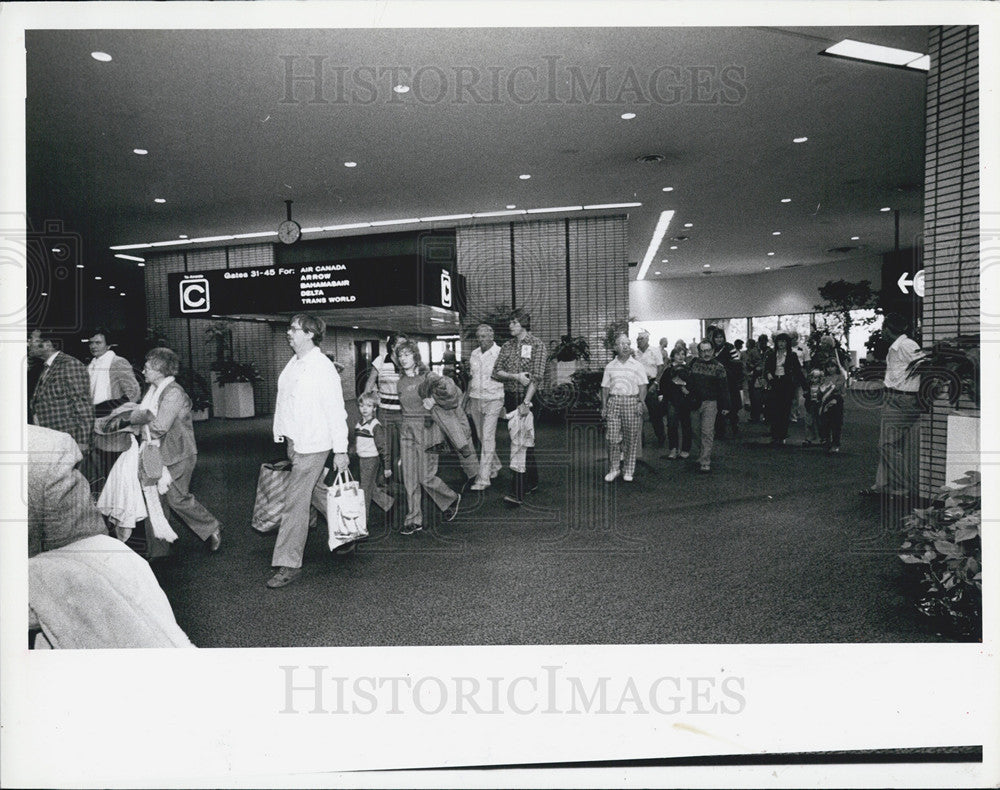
[[897, 268, 925, 298]]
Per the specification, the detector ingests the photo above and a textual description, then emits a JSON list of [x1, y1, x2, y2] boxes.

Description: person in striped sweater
[[686, 340, 732, 473]]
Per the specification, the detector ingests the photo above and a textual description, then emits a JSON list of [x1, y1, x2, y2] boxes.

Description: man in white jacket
[[268, 314, 350, 589]]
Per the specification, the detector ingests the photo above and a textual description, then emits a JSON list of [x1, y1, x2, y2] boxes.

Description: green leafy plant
[[176, 367, 211, 411], [204, 321, 233, 371], [603, 317, 634, 352], [568, 369, 604, 411], [214, 360, 262, 385], [550, 334, 591, 362], [905, 334, 980, 409], [899, 471, 981, 638], [814, 279, 880, 350]]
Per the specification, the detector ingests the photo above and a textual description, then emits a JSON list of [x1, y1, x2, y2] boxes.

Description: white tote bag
[[326, 470, 367, 550]]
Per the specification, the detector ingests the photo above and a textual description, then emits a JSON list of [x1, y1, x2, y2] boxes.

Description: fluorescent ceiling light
[[518, 174, 531, 180], [621, 112, 636, 120], [420, 214, 474, 222], [793, 137, 808, 144], [300, 227, 325, 234], [906, 55, 930, 71], [133, 148, 148, 155], [109, 243, 152, 250], [636, 210, 674, 281], [370, 218, 420, 226], [583, 202, 642, 210], [149, 239, 192, 247], [526, 206, 583, 214], [153, 198, 166, 204], [323, 222, 371, 231], [231, 231, 278, 239], [114, 253, 146, 262], [473, 210, 525, 218], [91, 52, 112, 62], [344, 162, 357, 168], [824, 39, 926, 68], [187, 235, 235, 243], [661, 187, 674, 192]]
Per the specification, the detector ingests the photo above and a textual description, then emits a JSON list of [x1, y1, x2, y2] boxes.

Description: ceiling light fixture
[[137, 263, 145, 267], [683, 223, 693, 228], [94, 276, 102, 280], [154, 198, 166, 204], [583, 202, 642, 210], [764, 266, 771, 270], [178, 234, 188, 239], [344, 161, 357, 168], [621, 112, 636, 120], [767, 252, 775, 256], [370, 218, 420, 227], [793, 137, 808, 144], [526, 206, 583, 214], [669, 245, 678, 250], [393, 84, 410, 94], [472, 210, 526, 218], [654, 271, 661, 276], [880, 207, 891, 212], [506, 204, 516, 209], [661, 187, 674, 192], [323, 222, 371, 231], [133, 148, 148, 155], [781, 198, 791, 203], [76, 264, 84, 268], [518, 174, 531, 180], [114, 253, 145, 262], [851, 236, 860, 240], [91, 52, 112, 62], [772, 231, 781, 236], [636, 210, 674, 281], [703, 264, 711, 268], [823, 39, 929, 71], [420, 214, 474, 222], [149, 239, 191, 247], [232, 231, 279, 239]]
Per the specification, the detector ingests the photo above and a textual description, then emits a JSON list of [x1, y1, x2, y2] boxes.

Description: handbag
[[139, 425, 164, 479], [326, 469, 367, 550], [250, 459, 292, 533]]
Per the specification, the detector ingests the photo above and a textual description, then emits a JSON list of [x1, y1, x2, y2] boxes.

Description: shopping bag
[[326, 470, 367, 550], [251, 460, 292, 533]]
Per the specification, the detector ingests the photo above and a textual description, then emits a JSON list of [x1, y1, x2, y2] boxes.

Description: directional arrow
[[897, 269, 925, 297]]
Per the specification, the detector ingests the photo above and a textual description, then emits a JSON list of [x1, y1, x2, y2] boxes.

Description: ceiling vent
[[825, 245, 857, 254], [635, 154, 665, 163]]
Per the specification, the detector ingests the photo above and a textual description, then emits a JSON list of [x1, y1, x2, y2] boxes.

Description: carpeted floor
[[148, 398, 952, 647]]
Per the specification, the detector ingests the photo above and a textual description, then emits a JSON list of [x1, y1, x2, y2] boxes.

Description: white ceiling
[[26, 25, 928, 284]]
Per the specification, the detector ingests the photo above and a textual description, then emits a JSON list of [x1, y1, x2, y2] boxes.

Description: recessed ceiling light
[[851, 236, 860, 240], [793, 137, 808, 143], [703, 264, 710, 268], [108, 285, 116, 290], [179, 234, 188, 239], [661, 187, 674, 192], [91, 52, 112, 62], [669, 245, 678, 250], [683, 223, 693, 228], [94, 276, 102, 280], [344, 161, 357, 168], [393, 84, 410, 94], [621, 112, 636, 120], [772, 231, 781, 236], [780, 198, 791, 203], [661, 259, 668, 263], [654, 271, 661, 276], [120, 292, 126, 296], [506, 204, 516, 209], [154, 198, 166, 204], [767, 252, 775, 256], [880, 207, 891, 212], [40, 292, 48, 297], [76, 263, 84, 268], [352, 326, 359, 330], [519, 174, 531, 180], [133, 148, 148, 155], [137, 263, 145, 267], [764, 266, 771, 270]]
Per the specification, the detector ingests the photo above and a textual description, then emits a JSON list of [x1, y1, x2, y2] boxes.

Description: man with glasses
[[267, 314, 350, 589]]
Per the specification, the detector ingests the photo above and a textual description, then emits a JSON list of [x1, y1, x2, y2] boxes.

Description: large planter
[[553, 360, 579, 386], [222, 381, 255, 419], [211, 379, 227, 418], [945, 413, 979, 486]]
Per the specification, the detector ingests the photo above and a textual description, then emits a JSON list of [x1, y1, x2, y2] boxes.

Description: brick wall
[[920, 26, 980, 493]]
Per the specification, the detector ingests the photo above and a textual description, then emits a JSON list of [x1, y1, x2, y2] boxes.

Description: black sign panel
[[167, 255, 458, 317]]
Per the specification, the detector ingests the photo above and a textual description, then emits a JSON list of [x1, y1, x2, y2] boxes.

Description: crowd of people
[[25, 309, 920, 613]]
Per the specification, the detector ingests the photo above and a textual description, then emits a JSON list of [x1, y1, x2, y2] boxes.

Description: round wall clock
[[277, 219, 301, 245]]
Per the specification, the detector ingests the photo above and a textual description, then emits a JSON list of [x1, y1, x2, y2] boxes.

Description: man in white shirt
[[634, 329, 665, 447], [465, 324, 504, 491], [862, 312, 922, 498], [602, 334, 648, 482], [268, 314, 350, 588], [86, 328, 141, 485]]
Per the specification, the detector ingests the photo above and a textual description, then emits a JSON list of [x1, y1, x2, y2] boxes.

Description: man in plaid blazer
[[28, 329, 94, 454]]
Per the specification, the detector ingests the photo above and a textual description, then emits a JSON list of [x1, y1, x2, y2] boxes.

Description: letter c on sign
[[180, 277, 210, 313], [440, 270, 452, 308]]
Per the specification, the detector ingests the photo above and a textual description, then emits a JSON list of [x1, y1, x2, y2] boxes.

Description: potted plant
[[549, 334, 591, 385], [898, 470, 981, 639], [176, 367, 212, 421], [205, 321, 234, 417], [215, 360, 262, 419]]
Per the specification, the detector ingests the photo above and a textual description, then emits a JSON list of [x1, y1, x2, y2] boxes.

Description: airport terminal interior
[[21, 25, 982, 648]]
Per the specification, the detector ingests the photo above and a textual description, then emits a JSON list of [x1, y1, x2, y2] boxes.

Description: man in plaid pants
[[601, 334, 648, 483]]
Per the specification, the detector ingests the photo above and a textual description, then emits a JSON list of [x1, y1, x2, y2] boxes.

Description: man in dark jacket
[[709, 327, 743, 438], [687, 340, 731, 472]]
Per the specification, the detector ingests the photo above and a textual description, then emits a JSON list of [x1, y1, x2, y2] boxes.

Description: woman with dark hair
[[709, 326, 744, 438], [763, 333, 807, 445], [394, 339, 461, 533], [128, 347, 222, 550]]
